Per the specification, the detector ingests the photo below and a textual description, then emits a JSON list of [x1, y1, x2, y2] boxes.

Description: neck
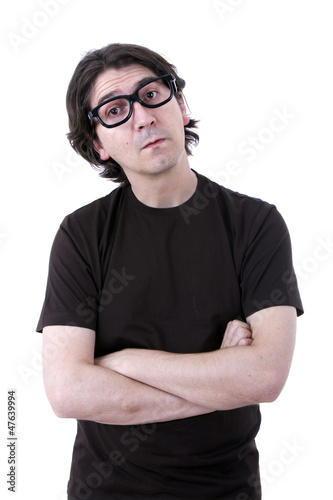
[[128, 162, 198, 209]]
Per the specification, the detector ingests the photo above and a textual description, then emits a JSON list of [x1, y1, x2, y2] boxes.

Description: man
[[38, 43, 303, 499]]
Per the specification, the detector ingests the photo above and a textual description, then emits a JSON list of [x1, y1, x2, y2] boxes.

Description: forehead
[[90, 64, 158, 108]]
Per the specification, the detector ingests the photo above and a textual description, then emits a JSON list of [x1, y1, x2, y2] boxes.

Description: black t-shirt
[[37, 172, 303, 499]]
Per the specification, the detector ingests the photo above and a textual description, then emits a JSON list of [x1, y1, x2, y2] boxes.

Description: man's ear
[[93, 139, 110, 161], [178, 91, 190, 126]]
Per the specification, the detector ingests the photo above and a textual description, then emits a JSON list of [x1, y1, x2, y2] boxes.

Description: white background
[[1, 0, 332, 498]]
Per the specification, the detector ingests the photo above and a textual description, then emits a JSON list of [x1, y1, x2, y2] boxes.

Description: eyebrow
[[96, 75, 157, 107]]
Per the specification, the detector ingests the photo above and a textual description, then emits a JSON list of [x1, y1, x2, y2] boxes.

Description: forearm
[[97, 347, 268, 411], [99, 307, 296, 411], [47, 363, 213, 425]]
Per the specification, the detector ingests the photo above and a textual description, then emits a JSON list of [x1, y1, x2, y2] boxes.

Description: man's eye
[[108, 107, 120, 116], [145, 91, 158, 100]]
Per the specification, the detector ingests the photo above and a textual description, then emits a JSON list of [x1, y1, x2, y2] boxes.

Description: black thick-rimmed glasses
[[88, 74, 178, 128]]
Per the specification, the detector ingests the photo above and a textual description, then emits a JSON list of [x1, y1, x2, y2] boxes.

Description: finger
[[238, 338, 253, 346], [239, 329, 252, 339], [221, 321, 253, 348], [230, 319, 251, 327], [228, 320, 252, 335], [232, 326, 252, 342]]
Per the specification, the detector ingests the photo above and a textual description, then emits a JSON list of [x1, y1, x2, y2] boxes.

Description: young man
[[38, 43, 303, 499]]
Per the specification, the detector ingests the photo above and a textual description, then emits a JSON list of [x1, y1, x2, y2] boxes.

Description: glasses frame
[[88, 73, 178, 129]]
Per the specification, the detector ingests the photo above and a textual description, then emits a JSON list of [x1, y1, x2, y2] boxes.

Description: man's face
[[90, 64, 190, 183]]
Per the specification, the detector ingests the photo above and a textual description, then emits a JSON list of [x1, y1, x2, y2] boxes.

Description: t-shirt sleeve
[[36, 215, 100, 332], [240, 202, 304, 318]]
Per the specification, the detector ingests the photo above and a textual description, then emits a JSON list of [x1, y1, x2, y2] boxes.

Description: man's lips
[[142, 138, 166, 149]]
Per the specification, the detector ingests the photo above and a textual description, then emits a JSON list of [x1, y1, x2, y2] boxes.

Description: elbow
[[51, 403, 69, 420], [259, 369, 289, 403], [43, 370, 81, 419], [44, 382, 72, 419], [260, 383, 282, 403]]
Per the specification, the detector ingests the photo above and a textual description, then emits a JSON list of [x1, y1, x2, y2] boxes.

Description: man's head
[[66, 43, 199, 184]]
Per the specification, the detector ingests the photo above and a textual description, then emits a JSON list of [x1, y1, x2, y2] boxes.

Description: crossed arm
[[42, 305, 296, 425]]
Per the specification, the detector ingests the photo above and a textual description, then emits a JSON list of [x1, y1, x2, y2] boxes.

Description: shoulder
[[49, 185, 127, 263], [60, 184, 126, 236], [221, 185, 284, 238], [197, 173, 280, 231]]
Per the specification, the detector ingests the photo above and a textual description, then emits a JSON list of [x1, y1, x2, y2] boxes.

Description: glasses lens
[[98, 98, 130, 127], [95, 76, 173, 127], [138, 78, 172, 108]]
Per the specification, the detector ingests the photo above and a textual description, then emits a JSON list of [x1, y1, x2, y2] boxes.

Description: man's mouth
[[142, 138, 166, 149]]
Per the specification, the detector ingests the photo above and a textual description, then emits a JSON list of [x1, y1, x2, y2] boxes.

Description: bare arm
[[96, 306, 297, 411], [42, 325, 213, 425]]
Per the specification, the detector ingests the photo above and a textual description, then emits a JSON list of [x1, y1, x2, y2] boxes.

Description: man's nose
[[132, 101, 156, 129]]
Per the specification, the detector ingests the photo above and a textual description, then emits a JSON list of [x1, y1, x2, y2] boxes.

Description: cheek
[[97, 130, 123, 159], [109, 140, 135, 164]]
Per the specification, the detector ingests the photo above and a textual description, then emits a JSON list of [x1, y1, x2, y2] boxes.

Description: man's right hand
[[221, 320, 253, 349]]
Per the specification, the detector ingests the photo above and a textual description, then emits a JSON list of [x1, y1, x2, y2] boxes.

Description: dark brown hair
[[66, 43, 199, 184]]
